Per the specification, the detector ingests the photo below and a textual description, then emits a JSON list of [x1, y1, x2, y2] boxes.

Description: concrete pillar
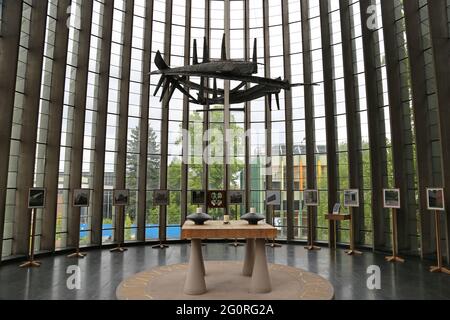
[[319, 0, 338, 248], [339, 0, 362, 245], [137, 0, 155, 242], [91, 0, 115, 246], [281, 0, 295, 241], [403, 0, 436, 258], [114, 0, 134, 244], [67, 0, 93, 248], [0, 0, 23, 259], [428, 0, 450, 262], [41, 0, 71, 252], [13, 0, 49, 255], [301, 0, 318, 242]]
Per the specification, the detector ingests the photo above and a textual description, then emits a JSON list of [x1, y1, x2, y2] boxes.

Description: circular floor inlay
[[116, 261, 334, 300]]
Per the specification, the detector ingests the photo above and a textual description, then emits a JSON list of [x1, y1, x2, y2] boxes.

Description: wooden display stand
[[152, 240, 169, 250], [430, 210, 450, 274], [68, 207, 87, 258], [228, 204, 244, 247], [266, 205, 282, 248], [20, 208, 41, 268], [325, 208, 361, 255], [265, 212, 282, 248], [305, 207, 321, 251], [344, 208, 362, 255], [110, 207, 128, 253], [325, 213, 350, 250], [385, 208, 404, 263]]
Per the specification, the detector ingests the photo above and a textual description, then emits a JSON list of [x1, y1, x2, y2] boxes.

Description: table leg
[[243, 239, 255, 277], [250, 239, 271, 293], [184, 239, 206, 295], [199, 241, 206, 276]]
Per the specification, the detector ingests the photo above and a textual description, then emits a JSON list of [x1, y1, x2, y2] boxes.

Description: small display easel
[[427, 188, 450, 274], [68, 189, 90, 258], [20, 188, 46, 268], [110, 189, 129, 253], [385, 208, 404, 263], [325, 211, 351, 250], [152, 190, 170, 250], [68, 207, 87, 258], [383, 189, 404, 263], [304, 190, 321, 251], [265, 191, 282, 248], [20, 208, 41, 268], [228, 191, 244, 247], [343, 190, 362, 256]]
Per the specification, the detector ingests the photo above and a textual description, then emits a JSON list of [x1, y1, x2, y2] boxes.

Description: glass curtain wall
[[2, 0, 450, 260]]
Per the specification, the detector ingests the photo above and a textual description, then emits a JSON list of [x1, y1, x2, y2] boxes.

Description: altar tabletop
[[181, 220, 277, 240]]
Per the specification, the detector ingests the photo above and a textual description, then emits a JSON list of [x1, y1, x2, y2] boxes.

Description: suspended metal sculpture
[[151, 34, 317, 111]]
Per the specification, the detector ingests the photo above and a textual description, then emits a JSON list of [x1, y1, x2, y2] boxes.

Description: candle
[[250, 207, 256, 214], [196, 207, 202, 214], [224, 214, 230, 224]]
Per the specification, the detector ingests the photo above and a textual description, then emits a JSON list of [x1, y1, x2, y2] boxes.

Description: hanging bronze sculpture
[[151, 34, 317, 110]]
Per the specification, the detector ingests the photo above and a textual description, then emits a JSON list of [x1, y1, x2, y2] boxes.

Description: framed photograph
[[229, 190, 244, 205], [332, 203, 341, 214], [28, 188, 46, 209], [427, 188, 445, 211], [153, 190, 170, 206], [73, 189, 90, 207], [208, 190, 227, 209], [304, 190, 319, 207], [191, 190, 206, 205], [344, 189, 359, 208], [383, 189, 401, 209], [113, 189, 129, 207], [266, 190, 281, 206]]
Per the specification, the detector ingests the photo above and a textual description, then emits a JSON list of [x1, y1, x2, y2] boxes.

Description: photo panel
[[266, 190, 281, 206], [208, 190, 227, 209], [383, 189, 401, 209], [344, 189, 359, 208], [229, 190, 244, 205], [304, 190, 319, 207], [191, 190, 206, 205], [113, 189, 129, 207], [73, 189, 90, 207], [153, 190, 170, 206], [427, 188, 445, 211], [28, 188, 46, 209]]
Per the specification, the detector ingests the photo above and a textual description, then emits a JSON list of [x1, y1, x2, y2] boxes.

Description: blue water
[[80, 224, 181, 240]]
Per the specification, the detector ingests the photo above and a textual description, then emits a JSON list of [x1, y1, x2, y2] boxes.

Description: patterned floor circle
[[116, 261, 334, 300]]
